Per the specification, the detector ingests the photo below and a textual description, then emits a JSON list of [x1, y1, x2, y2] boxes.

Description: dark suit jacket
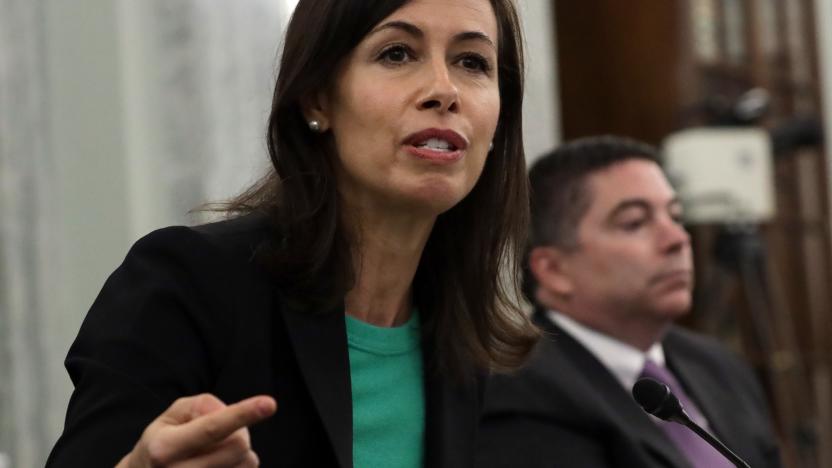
[[476, 311, 782, 468], [47, 214, 480, 467]]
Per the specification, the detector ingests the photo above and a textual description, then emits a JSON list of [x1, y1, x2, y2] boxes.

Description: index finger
[[163, 395, 276, 459]]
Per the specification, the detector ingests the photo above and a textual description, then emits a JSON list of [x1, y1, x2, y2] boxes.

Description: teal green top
[[346, 311, 425, 468]]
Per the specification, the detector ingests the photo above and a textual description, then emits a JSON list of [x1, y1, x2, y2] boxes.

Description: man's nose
[[660, 218, 691, 254]]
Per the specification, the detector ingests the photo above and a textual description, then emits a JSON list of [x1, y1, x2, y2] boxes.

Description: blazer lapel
[[664, 331, 748, 458], [533, 312, 693, 468], [423, 344, 480, 468], [279, 298, 353, 468]]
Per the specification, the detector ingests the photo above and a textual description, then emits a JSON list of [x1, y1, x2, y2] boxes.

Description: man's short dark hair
[[523, 135, 661, 300]]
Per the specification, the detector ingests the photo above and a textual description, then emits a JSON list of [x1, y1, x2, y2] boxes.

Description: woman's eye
[[458, 53, 492, 74], [378, 44, 413, 65]]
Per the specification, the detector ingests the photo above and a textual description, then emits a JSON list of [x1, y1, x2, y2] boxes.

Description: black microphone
[[632, 378, 751, 468]]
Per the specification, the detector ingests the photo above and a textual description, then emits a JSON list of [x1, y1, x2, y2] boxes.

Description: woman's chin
[[344, 173, 476, 218], [404, 180, 473, 214]]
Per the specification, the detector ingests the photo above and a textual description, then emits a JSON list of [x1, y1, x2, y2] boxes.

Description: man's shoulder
[[482, 322, 611, 417], [663, 325, 744, 365], [662, 324, 768, 404], [479, 317, 676, 463], [495, 318, 586, 381]]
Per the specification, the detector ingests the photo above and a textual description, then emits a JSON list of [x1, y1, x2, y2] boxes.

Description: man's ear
[[528, 246, 575, 299], [300, 89, 331, 131]]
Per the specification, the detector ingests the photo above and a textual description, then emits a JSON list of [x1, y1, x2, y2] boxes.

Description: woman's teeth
[[417, 138, 454, 151]]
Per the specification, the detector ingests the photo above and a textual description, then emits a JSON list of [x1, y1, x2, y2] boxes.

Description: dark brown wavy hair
[[224, 0, 538, 377]]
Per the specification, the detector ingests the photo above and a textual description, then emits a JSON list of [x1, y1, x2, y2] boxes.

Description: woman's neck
[[343, 204, 435, 328]]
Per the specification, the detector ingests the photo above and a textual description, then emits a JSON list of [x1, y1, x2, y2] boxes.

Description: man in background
[[476, 136, 782, 468]]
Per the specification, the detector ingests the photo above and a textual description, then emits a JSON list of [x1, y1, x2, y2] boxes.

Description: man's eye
[[621, 219, 645, 231]]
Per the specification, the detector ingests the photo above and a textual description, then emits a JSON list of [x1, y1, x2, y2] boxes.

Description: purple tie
[[640, 360, 734, 468]]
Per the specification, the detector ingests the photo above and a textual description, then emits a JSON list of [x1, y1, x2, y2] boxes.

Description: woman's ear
[[528, 246, 575, 300], [300, 89, 331, 132]]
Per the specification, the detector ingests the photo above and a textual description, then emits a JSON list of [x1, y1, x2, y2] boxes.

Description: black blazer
[[47, 214, 480, 467], [475, 311, 782, 468]]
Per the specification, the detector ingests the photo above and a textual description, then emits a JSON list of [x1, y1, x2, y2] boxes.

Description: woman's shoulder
[[101, 212, 282, 315], [139, 211, 273, 248], [76, 213, 281, 373], [192, 211, 275, 243], [130, 212, 276, 269]]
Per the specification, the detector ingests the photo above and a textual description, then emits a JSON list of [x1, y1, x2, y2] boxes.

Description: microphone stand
[[674, 410, 751, 468], [636, 379, 753, 468]]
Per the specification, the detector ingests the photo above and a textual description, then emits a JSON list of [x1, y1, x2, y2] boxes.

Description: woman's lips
[[402, 128, 468, 164], [405, 145, 464, 163]]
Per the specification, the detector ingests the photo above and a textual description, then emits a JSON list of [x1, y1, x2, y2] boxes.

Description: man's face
[[563, 159, 693, 327]]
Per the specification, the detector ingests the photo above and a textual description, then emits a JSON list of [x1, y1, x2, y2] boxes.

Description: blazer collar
[[279, 298, 353, 468], [279, 299, 481, 468], [422, 343, 481, 468], [533, 310, 693, 468], [663, 330, 748, 459]]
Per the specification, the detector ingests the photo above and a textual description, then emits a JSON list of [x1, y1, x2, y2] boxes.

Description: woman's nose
[[418, 59, 459, 113]]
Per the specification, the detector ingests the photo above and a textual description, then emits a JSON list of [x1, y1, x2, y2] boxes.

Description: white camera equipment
[[662, 127, 776, 224]]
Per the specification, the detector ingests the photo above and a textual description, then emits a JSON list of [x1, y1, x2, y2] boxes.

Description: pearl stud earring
[[308, 120, 322, 132]]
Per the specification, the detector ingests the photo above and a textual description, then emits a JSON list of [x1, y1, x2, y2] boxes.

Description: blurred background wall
[[1, 1, 291, 466], [0, 1, 557, 466]]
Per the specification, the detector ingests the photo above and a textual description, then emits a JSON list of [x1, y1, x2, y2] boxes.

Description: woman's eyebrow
[[454, 31, 495, 50], [368, 20, 423, 39], [368, 20, 495, 50]]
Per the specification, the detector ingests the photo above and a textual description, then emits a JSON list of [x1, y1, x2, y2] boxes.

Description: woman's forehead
[[374, 0, 499, 43]]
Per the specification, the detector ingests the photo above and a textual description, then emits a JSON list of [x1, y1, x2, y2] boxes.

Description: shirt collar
[[546, 309, 665, 392]]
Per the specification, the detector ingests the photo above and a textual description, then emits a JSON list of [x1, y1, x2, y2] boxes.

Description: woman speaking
[[47, 0, 537, 466]]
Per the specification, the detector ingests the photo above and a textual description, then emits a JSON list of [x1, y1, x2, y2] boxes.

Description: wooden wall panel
[[554, 0, 691, 144]]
